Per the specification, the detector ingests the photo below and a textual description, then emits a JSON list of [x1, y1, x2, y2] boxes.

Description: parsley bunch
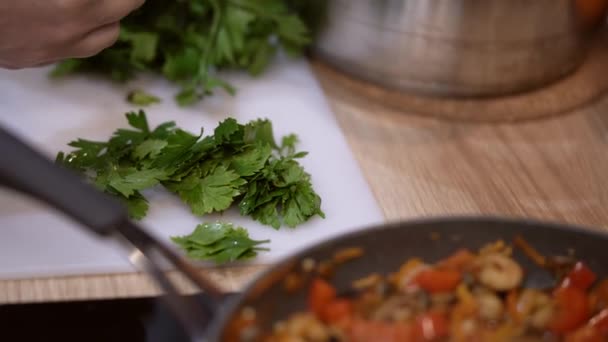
[[171, 222, 269, 263], [50, 0, 314, 106], [56, 110, 324, 229]]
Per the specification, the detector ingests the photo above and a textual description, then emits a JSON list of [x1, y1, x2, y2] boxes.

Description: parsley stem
[[197, 0, 223, 93]]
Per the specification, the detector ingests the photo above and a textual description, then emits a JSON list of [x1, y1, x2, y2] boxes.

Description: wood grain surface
[[314, 61, 608, 227], [2, 33, 608, 305]]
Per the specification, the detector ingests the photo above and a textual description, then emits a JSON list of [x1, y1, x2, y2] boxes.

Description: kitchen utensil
[[313, 0, 608, 97], [3, 124, 608, 341], [0, 126, 220, 341]]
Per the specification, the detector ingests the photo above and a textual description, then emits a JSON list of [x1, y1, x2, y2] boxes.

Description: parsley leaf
[[133, 139, 168, 160], [120, 30, 160, 66], [127, 90, 162, 107], [239, 157, 324, 229], [108, 168, 169, 198], [167, 166, 245, 215], [230, 144, 272, 177], [121, 193, 150, 220], [171, 222, 270, 264]]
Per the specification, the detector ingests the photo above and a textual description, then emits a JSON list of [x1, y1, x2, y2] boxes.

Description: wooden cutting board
[[0, 56, 384, 279]]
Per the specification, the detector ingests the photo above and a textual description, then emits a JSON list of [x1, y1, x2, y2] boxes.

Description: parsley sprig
[[171, 222, 270, 263], [56, 110, 324, 229], [50, 0, 316, 106]]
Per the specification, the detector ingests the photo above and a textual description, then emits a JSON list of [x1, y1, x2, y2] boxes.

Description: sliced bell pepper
[[589, 308, 608, 335], [589, 279, 608, 312], [437, 249, 475, 271], [560, 261, 597, 291], [321, 298, 353, 324], [414, 269, 462, 293], [308, 277, 337, 319], [550, 287, 590, 334], [564, 309, 608, 342]]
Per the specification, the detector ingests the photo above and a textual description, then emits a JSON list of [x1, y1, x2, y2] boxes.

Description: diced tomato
[[321, 298, 353, 324], [589, 279, 608, 312], [412, 311, 449, 341], [589, 309, 608, 335], [414, 269, 462, 293], [550, 287, 590, 334], [308, 277, 336, 318], [347, 318, 412, 342], [560, 262, 597, 291], [437, 249, 475, 271]]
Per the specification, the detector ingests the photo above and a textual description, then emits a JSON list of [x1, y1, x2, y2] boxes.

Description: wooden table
[[2, 41, 608, 304]]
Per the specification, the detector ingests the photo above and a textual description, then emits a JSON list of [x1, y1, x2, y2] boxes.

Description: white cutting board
[[0, 56, 384, 280]]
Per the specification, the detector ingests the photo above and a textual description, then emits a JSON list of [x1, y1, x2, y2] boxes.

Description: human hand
[[0, 0, 145, 69]]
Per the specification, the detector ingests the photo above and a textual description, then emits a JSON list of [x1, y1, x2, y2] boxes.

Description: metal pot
[[312, 0, 608, 97]]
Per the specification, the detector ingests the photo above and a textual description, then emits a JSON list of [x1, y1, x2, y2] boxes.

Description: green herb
[[171, 221, 269, 263], [127, 90, 162, 106], [56, 110, 324, 228], [50, 0, 319, 106]]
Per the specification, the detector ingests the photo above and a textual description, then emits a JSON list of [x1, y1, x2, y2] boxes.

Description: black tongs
[[0, 125, 221, 341]]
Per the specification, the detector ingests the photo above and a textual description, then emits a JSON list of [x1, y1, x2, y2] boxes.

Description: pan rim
[[206, 214, 608, 339]]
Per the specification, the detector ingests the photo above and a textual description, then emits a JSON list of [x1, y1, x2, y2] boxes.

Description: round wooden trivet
[[311, 29, 608, 123]]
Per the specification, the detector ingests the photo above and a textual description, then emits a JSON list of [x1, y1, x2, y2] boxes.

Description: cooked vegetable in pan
[[232, 238, 608, 341]]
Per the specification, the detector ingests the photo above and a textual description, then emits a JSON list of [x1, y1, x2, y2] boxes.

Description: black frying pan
[[2, 125, 608, 341], [204, 217, 608, 340]]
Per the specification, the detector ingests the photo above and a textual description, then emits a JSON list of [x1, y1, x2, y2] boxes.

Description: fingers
[[92, 0, 146, 26], [65, 22, 121, 59], [0, 0, 144, 69], [59, 0, 144, 58], [0, 22, 120, 68], [0, 57, 55, 70]]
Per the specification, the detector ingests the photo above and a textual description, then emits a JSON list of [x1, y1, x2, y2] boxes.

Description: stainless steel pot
[[313, 0, 608, 97]]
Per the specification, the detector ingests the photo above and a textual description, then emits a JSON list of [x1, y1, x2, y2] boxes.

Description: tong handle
[[0, 126, 126, 236], [0, 126, 223, 340]]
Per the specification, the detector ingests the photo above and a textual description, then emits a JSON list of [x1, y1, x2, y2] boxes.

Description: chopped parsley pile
[[50, 0, 323, 106], [56, 111, 324, 263]]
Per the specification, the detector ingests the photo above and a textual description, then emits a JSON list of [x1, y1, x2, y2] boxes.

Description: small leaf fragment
[[127, 90, 161, 107]]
